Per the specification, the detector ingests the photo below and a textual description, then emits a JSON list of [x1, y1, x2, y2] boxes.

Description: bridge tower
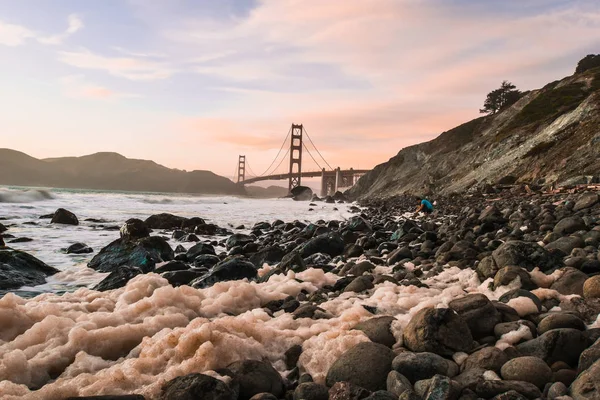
[[237, 155, 246, 183], [288, 124, 303, 192]]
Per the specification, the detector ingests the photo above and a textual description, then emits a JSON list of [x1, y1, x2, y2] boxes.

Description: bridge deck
[[240, 169, 370, 185]]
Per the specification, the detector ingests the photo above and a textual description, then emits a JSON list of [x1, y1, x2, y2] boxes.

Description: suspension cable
[[303, 127, 334, 171], [245, 160, 258, 178], [302, 142, 323, 171], [254, 125, 292, 177], [267, 147, 290, 176]]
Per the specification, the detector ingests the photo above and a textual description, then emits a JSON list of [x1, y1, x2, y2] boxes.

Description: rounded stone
[[583, 276, 600, 299], [500, 356, 552, 388], [537, 313, 586, 334]]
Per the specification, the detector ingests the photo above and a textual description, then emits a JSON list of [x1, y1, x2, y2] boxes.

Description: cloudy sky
[[1, 0, 599, 179]]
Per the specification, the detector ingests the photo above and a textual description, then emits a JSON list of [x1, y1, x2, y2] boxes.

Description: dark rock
[[422, 374, 460, 400], [160, 372, 236, 400], [498, 289, 542, 313], [328, 381, 371, 400], [353, 316, 397, 348], [547, 382, 568, 400], [449, 293, 501, 339], [493, 266, 535, 290], [364, 391, 397, 400], [51, 208, 79, 225], [186, 243, 216, 261], [537, 313, 586, 334], [291, 186, 313, 201], [553, 216, 586, 235], [293, 382, 329, 400], [9, 237, 33, 243], [578, 339, 600, 373], [490, 391, 528, 400], [462, 346, 509, 373], [392, 352, 457, 383], [574, 193, 599, 211], [326, 342, 395, 391], [571, 359, 600, 400], [194, 254, 221, 269], [0, 248, 59, 290], [162, 269, 205, 287], [145, 213, 195, 230], [88, 236, 174, 273], [584, 276, 600, 299], [500, 356, 552, 388], [66, 242, 93, 254], [300, 232, 345, 258], [154, 261, 189, 273], [226, 359, 285, 400], [476, 256, 499, 280], [545, 236, 585, 255], [386, 371, 413, 397], [0, 222, 6, 233], [285, 344, 303, 370], [492, 241, 560, 272], [403, 307, 474, 356], [344, 276, 374, 293], [249, 246, 285, 267], [516, 328, 588, 366], [348, 216, 372, 232], [550, 267, 588, 296], [475, 381, 541, 399], [120, 218, 150, 241], [66, 396, 146, 400], [226, 234, 254, 251], [248, 394, 277, 400], [93, 266, 143, 291], [191, 258, 257, 289]]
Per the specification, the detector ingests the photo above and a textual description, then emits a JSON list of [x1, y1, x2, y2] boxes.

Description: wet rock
[[0, 248, 59, 290], [293, 382, 329, 400], [344, 276, 374, 293], [300, 232, 345, 258], [449, 293, 501, 339], [66, 242, 93, 254], [461, 346, 509, 373], [492, 241, 560, 271], [392, 351, 457, 383], [476, 256, 499, 280], [550, 267, 588, 296], [326, 342, 395, 391], [120, 218, 150, 241], [403, 307, 474, 356], [226, 359, 285, 400], [475, 380, 541, 399], [226, 233, 254, 251], [186, 243, 216, 261], [353, 316, 397, 348], [249, 394, 277, 400], [66, 396, 146, 400], [194, 254, 221, 269], [490, 391, 528, 400], [348, 216, 372, 232], [386, 371, 413, 397], [547, 382, 568, 400], [291, 186, 313, 201], [574, 193, 599, 211], [364, 391, 398, 400], [88, 236, 174, 273], [161, 269, 205, 287], [516, 328, 588, 366], [571, 359, 600, 400], [553, 216, 586, 235], [249, 246, 285, 267], [93, 266, 143, 291], [584, 276, 600, 299], [0, 222, 6, 233], [154, 260, 189, 273], [537, 313, 586, 334], [421, 374, 460, 400], [8, 237, 33, 243], [191, 258, 257, 289], [160, 372, 236, 400], [51, 208, 79, 225], [493, 266, 535, 290], [545, 236, 585, 255], [498, 289, 542, 314], [145, 213, 198, 230], [500, 356, 552, 388], [578, 339, 600, 373], [328, 381, 371, 400], [285, 344, 303, 369]]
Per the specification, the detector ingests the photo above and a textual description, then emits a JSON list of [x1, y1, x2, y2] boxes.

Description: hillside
[[0, 150, 245, 195], [347, 56, 600, 200]]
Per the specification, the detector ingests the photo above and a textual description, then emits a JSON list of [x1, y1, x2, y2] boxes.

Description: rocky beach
[[1, 184, 599, 400]]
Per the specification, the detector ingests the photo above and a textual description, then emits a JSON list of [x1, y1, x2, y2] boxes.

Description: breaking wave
[[0, 189, 54, 203]]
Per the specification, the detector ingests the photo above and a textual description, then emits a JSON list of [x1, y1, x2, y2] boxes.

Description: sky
[[1, 0, 599, 180]]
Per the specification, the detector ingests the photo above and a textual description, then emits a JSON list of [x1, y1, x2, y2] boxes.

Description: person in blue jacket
[[415, 197, 434, 214]]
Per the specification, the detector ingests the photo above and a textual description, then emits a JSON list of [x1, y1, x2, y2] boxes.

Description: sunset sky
[[1, 0, 599, 179]]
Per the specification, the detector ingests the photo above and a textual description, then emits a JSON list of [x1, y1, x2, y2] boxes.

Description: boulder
[[66, 396, 145, 400], [326, 342, 396, 391], [516, 328, 588, 366], [191, 258, 257, 289], [161, 270, 206, 287], [403, 308, 474, 356], [145, 213, 197, 229], [392, 352, 457, 383], [584, 276, 600, 299], [93, 266, 143, 291], [493, 266, 535, 290], [0, 248, 59, 290], [293, 382, 329, 400], [160, 372, 236, 400], [226, 234, 254, 251], [291, 186, 313, 201], [386, 371, 413, 397], [492, 241, 561, 271], [66, 243, 93, 254], [578, 339, 600, 373], [328, 382, 371, 400], [461, 346, 508, 373], [353, 316, 397, 348], [553, 216, 586, 235], [186, 243, 216, 261], [51, 208, 79, 225], [226, 360, 285, 400], [500, 356, 552, 388], [550, 267, 588, 296], [574, 193, 599, 211], [571, 359, 600, 400], [120, 218, 150, 241], [545, 236, 585, 255], [249, 246, 285, 267], [300, 232, 345, 258], [88, 236, 174, 273], [449, 293, 501, 339], [537, 313, 586, 334]]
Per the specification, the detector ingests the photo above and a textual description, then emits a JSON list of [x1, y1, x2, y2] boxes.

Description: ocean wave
[[141, 198, 173, 204], [0, 189, 54, 203]]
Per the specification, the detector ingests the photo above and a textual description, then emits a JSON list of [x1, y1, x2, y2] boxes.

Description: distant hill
[[245, 185, 289, 198], [347, 55, 600, 199], [0, 150, 245, 195]]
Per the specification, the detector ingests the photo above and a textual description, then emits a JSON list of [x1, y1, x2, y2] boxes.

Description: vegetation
[[575, 54, 600, 74], [480, 81, 522, 114]]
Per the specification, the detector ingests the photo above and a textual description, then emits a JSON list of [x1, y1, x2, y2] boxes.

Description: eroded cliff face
[[348, 68, 600, 200]]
